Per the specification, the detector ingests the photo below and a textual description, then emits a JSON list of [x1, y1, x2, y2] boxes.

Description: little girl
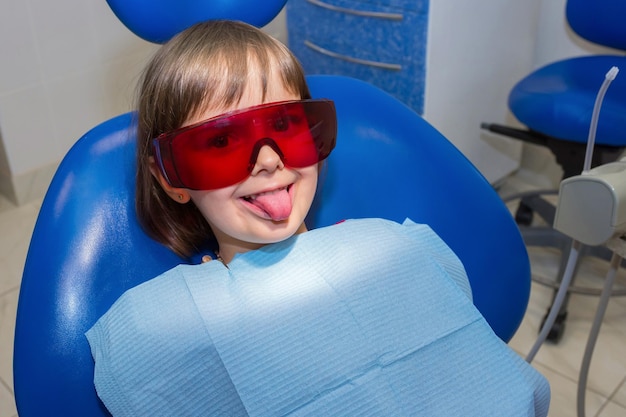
[[87, 20, 549, 416], [133, 19, 326, 263]]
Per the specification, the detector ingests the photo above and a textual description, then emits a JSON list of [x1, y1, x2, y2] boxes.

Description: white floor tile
[[0, 289, 18, 394], [598, 399, 626, 417], [611, 377, 626, 408], [0, 375, 16, 417], [532, 362, 606, 417], [0, 194, 16, 213], [0, 199, 40, 295], [0, 383, 17, 417]]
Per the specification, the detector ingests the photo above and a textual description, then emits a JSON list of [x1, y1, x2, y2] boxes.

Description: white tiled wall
[[0, 0, 159, 205], [0, 1, 287, 206]]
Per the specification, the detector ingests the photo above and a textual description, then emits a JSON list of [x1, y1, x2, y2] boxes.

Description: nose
[[249, 138, 285, 175]]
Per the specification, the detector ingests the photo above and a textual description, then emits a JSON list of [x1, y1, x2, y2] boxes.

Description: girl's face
[[184, 80, 318, 262]]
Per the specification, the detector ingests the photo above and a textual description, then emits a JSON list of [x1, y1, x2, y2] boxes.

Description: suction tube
[[526, 66, 619, 363], [582, 66, 619, 174], [577, 252, 622, 417], [525, 240, 582, 362]]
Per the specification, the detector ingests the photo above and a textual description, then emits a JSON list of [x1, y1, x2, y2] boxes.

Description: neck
[[216, 222, 309, 264], [216, 242, 263, 265]]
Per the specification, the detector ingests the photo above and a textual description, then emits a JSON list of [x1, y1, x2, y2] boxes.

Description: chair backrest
[[566, 0, 626, 51], [14, 75, 531, 416]]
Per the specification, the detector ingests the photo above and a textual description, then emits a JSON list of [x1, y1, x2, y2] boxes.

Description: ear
[[149, 157, 191, 204]]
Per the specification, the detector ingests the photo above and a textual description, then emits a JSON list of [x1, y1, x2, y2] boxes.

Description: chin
[[255, 218, 307, 244]]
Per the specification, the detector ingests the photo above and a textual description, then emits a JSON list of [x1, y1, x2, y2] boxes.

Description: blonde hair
[[135, 20, 311, 258]]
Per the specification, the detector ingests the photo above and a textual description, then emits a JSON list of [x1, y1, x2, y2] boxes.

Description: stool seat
[[509, 55, 626, 146]]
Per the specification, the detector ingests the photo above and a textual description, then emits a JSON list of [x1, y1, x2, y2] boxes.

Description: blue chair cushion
[[105, 0, 287, 43], [567, 0, 626, 51], [508, 55, 626, 146]]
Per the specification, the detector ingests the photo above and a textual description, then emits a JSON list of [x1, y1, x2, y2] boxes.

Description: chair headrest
[[105, 0, 288, 43], [566, 0, 626, 51]]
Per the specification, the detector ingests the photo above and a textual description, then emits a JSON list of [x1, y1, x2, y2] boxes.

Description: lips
[[241, 184, 294, 221]]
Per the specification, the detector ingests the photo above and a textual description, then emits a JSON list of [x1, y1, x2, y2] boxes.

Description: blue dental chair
[[482, 0, 626, 341], [13, 3, 531, 416]]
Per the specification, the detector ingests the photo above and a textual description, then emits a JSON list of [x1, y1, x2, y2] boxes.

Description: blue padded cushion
[[508, 55, 626, 146], [105, 0, 288, 43], [567, 0, 626, 51]]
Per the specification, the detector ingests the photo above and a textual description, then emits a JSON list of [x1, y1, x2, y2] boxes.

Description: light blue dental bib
[[87, 218, 550, 416]]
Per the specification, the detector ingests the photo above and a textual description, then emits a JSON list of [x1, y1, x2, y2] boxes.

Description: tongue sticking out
[[248, 188, 293, 221]]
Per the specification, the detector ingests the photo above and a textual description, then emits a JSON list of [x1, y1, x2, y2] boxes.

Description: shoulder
[[85, 264, 225, 416], [87, 262, 226, 340]]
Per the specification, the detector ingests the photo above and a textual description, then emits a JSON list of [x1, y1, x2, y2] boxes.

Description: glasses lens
[[153, 99, 337, 190], [275, 101, 336, 169]]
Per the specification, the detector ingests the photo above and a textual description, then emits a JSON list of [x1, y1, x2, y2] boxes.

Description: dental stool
[[14, 2, 531, 415], [482, 0, 626, 341]]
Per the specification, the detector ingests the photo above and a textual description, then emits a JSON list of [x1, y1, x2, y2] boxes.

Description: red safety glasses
[[153, 99, 337, 190]]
